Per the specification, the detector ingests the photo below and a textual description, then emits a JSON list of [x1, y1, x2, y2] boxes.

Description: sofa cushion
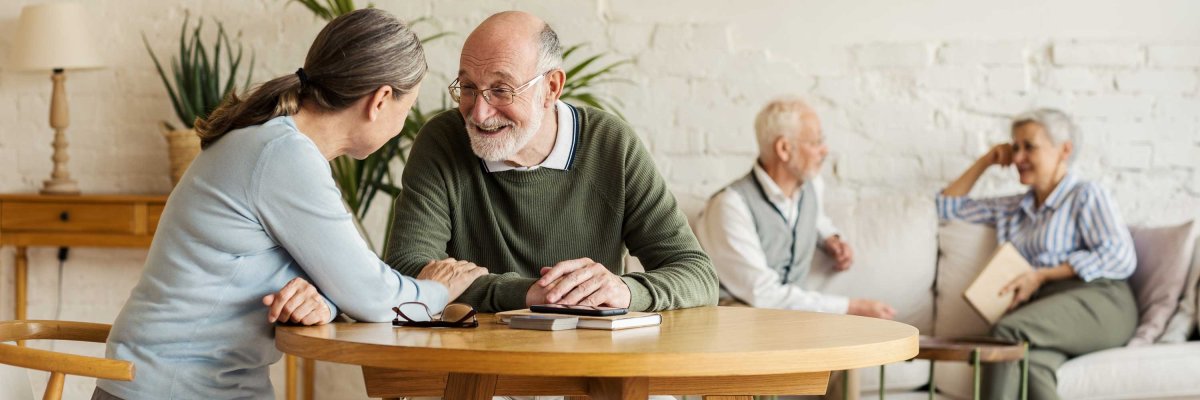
[[933, 220, 997, 337], [1160, 233, 1200, 343], [804, 193, 937, 393], [804, 193, 938, 334], [1057, 342, 1200, 400], [935, 343, 1200, 400], [1127, 221, 1197, 346]]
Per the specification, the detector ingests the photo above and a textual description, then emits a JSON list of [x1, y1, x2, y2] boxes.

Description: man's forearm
[[623, 258, 719, 311], [453, 273, 539, 313]]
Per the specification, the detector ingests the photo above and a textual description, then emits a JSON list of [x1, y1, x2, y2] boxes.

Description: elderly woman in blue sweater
[[938, 108, 1136, 400], [94, 9, 485, 400]]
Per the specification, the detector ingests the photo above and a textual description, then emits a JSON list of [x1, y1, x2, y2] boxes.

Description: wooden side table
[[0, 193, 312, 400], [914, 335, 1028, 400], [0, 193, 167, 346]]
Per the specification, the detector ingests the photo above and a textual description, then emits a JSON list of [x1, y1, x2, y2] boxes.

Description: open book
[[963, 243, 1035, 325], [496, 309, 662, 330]]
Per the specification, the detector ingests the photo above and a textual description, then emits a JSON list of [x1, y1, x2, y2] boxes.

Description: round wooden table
[[276, 306, 918, 399]]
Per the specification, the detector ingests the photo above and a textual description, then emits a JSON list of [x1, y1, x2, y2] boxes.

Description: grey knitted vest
[[726, 171, 819, 288]]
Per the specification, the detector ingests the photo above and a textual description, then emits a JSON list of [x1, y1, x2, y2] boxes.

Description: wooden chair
[[0, 320, 134, 400]]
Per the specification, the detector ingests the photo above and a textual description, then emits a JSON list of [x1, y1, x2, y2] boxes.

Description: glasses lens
[[448, 87, 462, 103], [395, 302, 433, 322], [489, 89, 514, 106], [441, 304, 475, 323]]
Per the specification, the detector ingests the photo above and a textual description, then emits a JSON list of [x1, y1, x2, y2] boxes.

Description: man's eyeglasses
[[392, 302, 479, 328], [795, 135, 826, 147], [448, 71, 547, 106]]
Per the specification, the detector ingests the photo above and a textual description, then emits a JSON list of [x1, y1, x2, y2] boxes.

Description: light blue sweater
[[98, 116, 448, 399]]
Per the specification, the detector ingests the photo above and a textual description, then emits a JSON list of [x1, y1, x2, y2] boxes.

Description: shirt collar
[[751, 163, 800, 203], [483, 100, 577, 173], [1019, 171, 1079, 216]]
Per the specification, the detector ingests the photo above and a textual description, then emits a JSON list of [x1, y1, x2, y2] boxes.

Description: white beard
[[466, 93, 547, 162]]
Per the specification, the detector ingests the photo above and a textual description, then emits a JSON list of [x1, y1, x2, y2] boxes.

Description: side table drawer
[[1, 202, 137, 233], [148, 204, 165, 233]]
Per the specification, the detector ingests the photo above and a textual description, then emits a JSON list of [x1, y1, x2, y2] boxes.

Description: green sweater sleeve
[[384, 114, 452, 276], [616, 122, 720, 311], [384, 112, 534, 313]]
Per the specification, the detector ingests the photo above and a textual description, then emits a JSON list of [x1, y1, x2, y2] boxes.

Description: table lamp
[[10, 2, 104, 195]]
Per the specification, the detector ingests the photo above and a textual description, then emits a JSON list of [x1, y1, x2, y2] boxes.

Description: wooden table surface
[[277, 306, 918, 399]]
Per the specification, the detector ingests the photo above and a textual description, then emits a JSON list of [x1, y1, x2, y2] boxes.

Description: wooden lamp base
[[40, 69, 80, 196]]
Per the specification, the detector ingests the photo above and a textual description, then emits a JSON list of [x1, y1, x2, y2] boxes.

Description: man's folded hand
[[529, 258, 631, 308]]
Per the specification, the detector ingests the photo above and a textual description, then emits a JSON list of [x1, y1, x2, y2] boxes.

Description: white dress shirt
[[695, 165, 850, 313]]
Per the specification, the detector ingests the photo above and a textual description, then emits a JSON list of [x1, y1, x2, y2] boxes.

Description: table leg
[[836, 369, 859, 400], [843, 370, 849, 400], [445, 373, 499, 399], [588, 377, 649, 400], [879, 366, 885, 400], [286, 354, 297, 400], [15, 246, 27, 347], [927, 360, 936, 400], [304, 358, 315, 400], [971, 348, 981, 400]]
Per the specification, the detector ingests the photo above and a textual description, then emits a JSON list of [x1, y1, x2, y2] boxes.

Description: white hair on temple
[[754, 97, 813, 156], [1013, 108, 1081, 164]]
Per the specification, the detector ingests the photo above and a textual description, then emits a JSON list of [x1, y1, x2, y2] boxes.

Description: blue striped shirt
[[936, 173, 1136, 282]]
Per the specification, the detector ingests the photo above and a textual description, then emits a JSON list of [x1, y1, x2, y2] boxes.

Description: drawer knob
[[59, 211, 70, 222]]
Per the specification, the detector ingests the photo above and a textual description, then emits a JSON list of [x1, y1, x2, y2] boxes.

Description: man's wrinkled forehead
[[458, 40, 538, 85], [458, 11, 544, 83], [457, 52, 526, 85]]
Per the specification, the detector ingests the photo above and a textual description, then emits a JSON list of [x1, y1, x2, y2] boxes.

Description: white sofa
[[803, 194, 1200, 400]]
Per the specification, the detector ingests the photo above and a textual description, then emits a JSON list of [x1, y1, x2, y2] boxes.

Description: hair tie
[[295, 68, 309, 87]]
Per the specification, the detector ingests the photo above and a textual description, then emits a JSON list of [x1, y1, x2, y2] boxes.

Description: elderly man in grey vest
[[696, 97, 895, 319]]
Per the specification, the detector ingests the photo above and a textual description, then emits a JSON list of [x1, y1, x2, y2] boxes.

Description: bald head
[[476, 11, 545, 36], [461, 11, 562, 81]]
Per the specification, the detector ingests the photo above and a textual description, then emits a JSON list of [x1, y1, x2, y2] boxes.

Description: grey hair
[[754, 97, 813, 157], [197, 8, 425, 148], [1012, 108, 1080, 164], [534, 23, 563, 73]]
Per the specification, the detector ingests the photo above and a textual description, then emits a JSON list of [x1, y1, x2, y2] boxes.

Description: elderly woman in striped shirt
[[938, 108, 1136, 400]]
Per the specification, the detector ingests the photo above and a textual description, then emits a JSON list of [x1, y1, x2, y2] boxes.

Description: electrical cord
[[54, 247, 68, 321], [46, 247, 69, 352]]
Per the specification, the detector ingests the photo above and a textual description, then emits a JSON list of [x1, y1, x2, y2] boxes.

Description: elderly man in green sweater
[[384, 11, 718, 313]]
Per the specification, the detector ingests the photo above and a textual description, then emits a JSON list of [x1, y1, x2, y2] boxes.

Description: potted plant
[[144, 15, 255, 186]]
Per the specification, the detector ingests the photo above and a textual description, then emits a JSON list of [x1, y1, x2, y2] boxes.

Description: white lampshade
[[10, 2, 105, 71]]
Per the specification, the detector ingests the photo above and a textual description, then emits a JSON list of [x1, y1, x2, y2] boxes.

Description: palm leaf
[[563, 54, 603, 81]]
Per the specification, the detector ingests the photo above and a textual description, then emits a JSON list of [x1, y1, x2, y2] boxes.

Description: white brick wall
[[1149, 45, 1200, 67], [1, 1, 1198, 398], [1053, 43, 1145, 67]]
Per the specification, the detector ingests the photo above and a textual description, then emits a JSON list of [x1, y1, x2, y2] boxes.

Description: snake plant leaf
[[145, 15, 255, 128]]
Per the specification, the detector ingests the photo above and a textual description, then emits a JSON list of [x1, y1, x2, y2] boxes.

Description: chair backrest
[[0, 321, 134, 400]]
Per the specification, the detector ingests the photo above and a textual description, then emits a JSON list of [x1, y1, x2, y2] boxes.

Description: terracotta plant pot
[[161, 124, 201, 187]]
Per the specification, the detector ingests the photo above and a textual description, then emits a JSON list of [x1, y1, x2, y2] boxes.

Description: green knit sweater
[[384, 104, 718, 313]]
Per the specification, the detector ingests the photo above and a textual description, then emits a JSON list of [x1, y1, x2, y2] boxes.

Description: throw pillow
[[1127, 220, 1197, 346], [1158, 225, 1200, 343], [933, 220, 997, 337]]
